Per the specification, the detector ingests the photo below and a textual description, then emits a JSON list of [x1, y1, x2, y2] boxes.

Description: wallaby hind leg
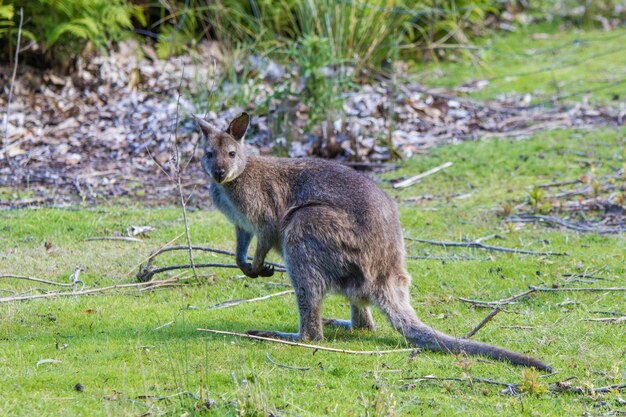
[[248, 274, 324, 341], [323, 305, 376, 331]]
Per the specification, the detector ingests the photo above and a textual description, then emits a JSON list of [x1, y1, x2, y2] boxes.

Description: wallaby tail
[[377, 288, 552, 372]]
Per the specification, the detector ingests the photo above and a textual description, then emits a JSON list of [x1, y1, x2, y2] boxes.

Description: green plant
[[0, 0, 14, 38], [0, 0, 145, 65], [289, 34, 349, 127]]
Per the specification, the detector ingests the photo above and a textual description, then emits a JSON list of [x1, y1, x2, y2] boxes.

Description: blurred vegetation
[[1, 0, 624, 70], [0, 0, 619, 66]]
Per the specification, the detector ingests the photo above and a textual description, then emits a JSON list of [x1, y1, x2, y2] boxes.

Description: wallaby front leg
[[235, 227, 256, 277], [251, 234, 275, 277]]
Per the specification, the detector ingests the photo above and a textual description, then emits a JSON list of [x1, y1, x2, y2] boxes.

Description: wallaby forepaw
[[239, 263, 259, 278], [259, 264, 275, 277]]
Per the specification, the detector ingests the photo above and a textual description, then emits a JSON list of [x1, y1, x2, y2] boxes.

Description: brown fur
[[194, 112, 552, 372]]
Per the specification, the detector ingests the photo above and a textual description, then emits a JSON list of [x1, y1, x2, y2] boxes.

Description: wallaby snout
[[212, 168, 226, 183]]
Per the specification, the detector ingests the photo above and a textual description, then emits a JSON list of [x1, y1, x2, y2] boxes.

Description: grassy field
[[1, 126, 624, 416], [2, 25, 626, 416], [416, 23, 626, 105]]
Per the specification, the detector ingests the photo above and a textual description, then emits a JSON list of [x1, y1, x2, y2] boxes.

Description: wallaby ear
[[192, 114, 220, 138], [227, 112, 250, 141]]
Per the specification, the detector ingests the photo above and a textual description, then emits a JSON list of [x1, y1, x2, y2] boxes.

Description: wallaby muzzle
[[212, 168, 226, 183]]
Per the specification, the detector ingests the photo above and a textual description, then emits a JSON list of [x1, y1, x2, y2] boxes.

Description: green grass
[[2, 22, 626, 417], [1, 127, 624, 416], [415, 23, 626, 105]]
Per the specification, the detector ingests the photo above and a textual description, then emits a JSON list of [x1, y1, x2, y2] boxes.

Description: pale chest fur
[[210, 183, 255, 232]]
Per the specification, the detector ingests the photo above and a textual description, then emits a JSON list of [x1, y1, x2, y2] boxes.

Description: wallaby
[[194, 112, 551, 372]]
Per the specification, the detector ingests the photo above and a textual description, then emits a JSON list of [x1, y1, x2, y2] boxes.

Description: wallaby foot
[[238, 262, 275, 278], [246, 330, 301, 341], [322, 318, 352, 329], [323, 305, 376, 331]]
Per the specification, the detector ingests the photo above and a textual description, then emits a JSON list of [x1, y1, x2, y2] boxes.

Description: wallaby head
[[193, 112, 250, 184]]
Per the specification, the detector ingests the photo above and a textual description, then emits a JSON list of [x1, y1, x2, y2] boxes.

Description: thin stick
[[536, 179, 582, 188], [124, 232, 184, 281], [0, 278, 185, 303], [499, 325, 534, 330], [138, 262, 287, 282], [405, 376, 517, 389], [84, 237, 143, 242], [206, 290, 294, 310], [392, 162, 453, 189], [581, 316, 626, 323], [2, 7, 23, 171], [145, 245, 285, 269], [197, 328, 415, 355], [407, 255, 489, 261], [463, 307, 501, 339], [171, 67, 200, 285], [0, 274, 75, 287], [406, 237, 567, 256], [264, 353, 310, 371], [529, 285, 626, 292], [458, 288, 537, 306]]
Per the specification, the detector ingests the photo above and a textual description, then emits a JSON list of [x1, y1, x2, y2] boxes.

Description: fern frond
[[46, 21, 91, 46]]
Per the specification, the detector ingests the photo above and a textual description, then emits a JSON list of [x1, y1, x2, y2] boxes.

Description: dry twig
[[528, 285, 626, 292], [404, 375, 518, 391], [392, 162, 453, 189], [581, 316, 626, 323], [206, 290, 294, 310], [84, 237, 143, 242], [407, 237, 567, 256], [172, 68, 200, 285], [0, 274, 75, 288], [463, 307, 501, 339], [264, 353, 310, 371], [197, 328, 416, 355], [0, 278, 188, 303], [459, 288, 537, 306], [137, 245, 286, 282], [2, 7, 23, 171]]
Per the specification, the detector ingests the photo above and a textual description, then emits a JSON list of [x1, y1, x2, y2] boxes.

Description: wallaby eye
[[206, 151, 214, 159], [228, 151, 236, 159]]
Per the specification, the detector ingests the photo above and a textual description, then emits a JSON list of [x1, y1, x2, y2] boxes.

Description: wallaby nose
[[213, 168, 226, 182]]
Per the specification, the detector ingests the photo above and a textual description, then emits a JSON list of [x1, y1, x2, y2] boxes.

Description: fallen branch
[[508, 215, 625, 234], [264, 353, 310, 371], [404, 375, 517, 391], [206, 290, 294, 310], [137, 245, 286, 282], [581, 316, 626, 323], [407, 255, 490, 261], [562, 273, 612, 281], [392, 161, 453, 189], [197, 328, 416, 355], [138, 262, 241, 282], [145, 245, 285, 268], [406, 237, 567, 256], [463, 308, 501, 339], [0, 278, 187, 303], [499, 325, 534, 330], [459, 288, 537, 306], [528, 285, 626, 292], [1, 274, 75, 288], [460, 285, 626, 307], [536, 179, 582, 188], [172, 71, 200, 285], [84, 237, 143, 242], [2, 7, 23, 172]]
